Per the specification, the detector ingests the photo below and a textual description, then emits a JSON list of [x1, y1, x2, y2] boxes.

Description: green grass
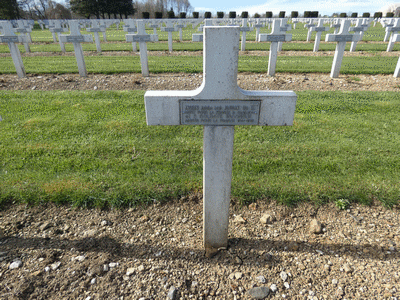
[[1, 90, 399, 209], [0, 54, 398, 75]]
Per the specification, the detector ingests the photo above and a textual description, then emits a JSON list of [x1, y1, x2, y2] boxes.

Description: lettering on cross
[[144, 26, 297, 256]]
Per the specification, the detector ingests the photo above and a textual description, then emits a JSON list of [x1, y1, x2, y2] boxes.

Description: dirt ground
[[1, 48, 400, 299]]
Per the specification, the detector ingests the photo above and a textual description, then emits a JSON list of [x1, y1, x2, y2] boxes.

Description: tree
[[217, 11, 224, 18], [0, 0, 21, 19], [291, 11, 298, 18]]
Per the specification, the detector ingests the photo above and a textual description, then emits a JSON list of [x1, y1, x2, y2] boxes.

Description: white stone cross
[[87, 20, 104, 53], [383, 19, 400, 42], [254, 19, 263, 41], [349, 19, 368, 52], [192, 20, 212, 42], [386, 19, 400, 52], [331, 19, 341, 34], [0, 21, 27, 78], [311, 19, 329, 52], [277, 19, 291, 51], [49, 20, 68, 53], [325, 20, 356, 78], [393, 34, 400, 77], [126, 20, 150, 77], [144, 26, 297, 256], [161, 21, 177, 52], [148, 20, 159, 42], [123, 19, 138, 51], [175, 19, 186, 42], [239, 18, 252, 51], [59, 21, 93, 77], [304, 20, 316, 42], [14, 20, 32, 53], [258, 19, 292, 76]]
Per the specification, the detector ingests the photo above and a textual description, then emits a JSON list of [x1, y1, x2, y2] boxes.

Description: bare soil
[[1, 49, 400, 300]]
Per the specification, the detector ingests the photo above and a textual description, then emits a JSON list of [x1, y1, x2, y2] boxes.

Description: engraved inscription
[[266, 35, 286, 42], [129, 35, 151, 42], [0, 36, 19, 43], [180, 100, 260, 125]]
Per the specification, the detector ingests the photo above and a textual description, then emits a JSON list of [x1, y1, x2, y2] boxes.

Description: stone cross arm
[[144, 90, 296, 126]]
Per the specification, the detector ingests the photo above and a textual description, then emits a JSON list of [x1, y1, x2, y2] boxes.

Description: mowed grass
[[0, 54, 398, 75], [0, 90, 399, 209]]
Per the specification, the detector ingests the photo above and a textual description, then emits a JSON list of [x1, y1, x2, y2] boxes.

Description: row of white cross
[[1, 19, 400, 79]]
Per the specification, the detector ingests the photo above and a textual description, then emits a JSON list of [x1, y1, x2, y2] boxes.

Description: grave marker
[[386, 19, 400, 52], [87, 20, 104, 53], [15, 20, 32, 53], [176, 19, 185, 42], [311, 19, 329, 52], [304, 21, 315, 42], [331, 19, 341, 34], [126, 20, 150, 77], [0, 21, 27, 78], [59, 21, 93, 77], [161, 21, 177, 52], [258, 19, 292, 76], [254, 19, 263, 41], [145, 26, 297, 255], [123, 19, 138, 51], [392, 34, 400, 77], [349, 19, 368, 52], [49, 20, 68, 53], [239, 19, 252, 51], [325, 20, 356, 78]]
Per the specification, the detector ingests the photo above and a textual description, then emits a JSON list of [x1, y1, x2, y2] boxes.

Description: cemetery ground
[[1, 25, 400, 299]]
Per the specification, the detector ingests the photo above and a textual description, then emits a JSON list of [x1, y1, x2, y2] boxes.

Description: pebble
[[280, 271, 288, 282], [284, 282, 290, 289], [247, 286, 269, 299], [309, 219, 323, 234], [270, 284, 277, 293], [51, 261, 61, 270], [235, 272, 243, 279], [109, 262, 119, 268], [90, 278, 96, 285], [0, 228, 5, 238], [233, 215, 246, 224], [9, 260, 23, 269], [167, 286, 178, 300], [75, 255, 85, 262], [343, 263, 353, 274], [256, 275, 266, 283], [260, 213, 276, 225]]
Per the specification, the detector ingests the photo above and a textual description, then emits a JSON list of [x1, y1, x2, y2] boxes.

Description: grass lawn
[[0, 54, 398, 75], [0, 90, 399, 209]]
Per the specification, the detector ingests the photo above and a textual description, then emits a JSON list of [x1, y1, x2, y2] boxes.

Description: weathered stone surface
[[310, 219, 323, 234], [260, 213, 276, 225]]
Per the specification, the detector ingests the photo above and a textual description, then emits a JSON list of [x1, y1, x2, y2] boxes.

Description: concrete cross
[[258, 19, 292, 76], [123, 19, 138, 51], [304, 20, 316, 42], [59, 21, 93, 77], [239, 18, 252, 51], [14, 19, 32, 53], [49, 20, 68, 52], [311, 19, 329, 52], [144, 26, 297, 256], [331, 19, 341, 34], [192, 20, 213, 42], [277, 19, 291, 51], [383, 19, 400, 42], [148, 20, 159, 42], [349, 18, 367, 52], [175, 19, 186, 42], [97, 20, 108, 41], [394, 35, 400, 77], [87, 20, 104, 53], [254, 19, 263, 42], [126, 20, 151, 77], [386, 19, 400, 52], [325, 19, 356, 78], [0, 21, 27, 78], [161, 20, 177, 52]]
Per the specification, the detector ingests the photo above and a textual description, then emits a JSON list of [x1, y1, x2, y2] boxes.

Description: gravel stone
[[260, 212, 276, 225], [280, 271, 288, 282], [247, 286, 270, 299], [270, 284, 278, 293], [9, 260, 22, 269], [310, 219, 323, 234], [167, 286, 178, 300]]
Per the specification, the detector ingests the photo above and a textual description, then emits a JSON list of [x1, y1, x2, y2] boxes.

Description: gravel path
[[0, 200, 399, 299]]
